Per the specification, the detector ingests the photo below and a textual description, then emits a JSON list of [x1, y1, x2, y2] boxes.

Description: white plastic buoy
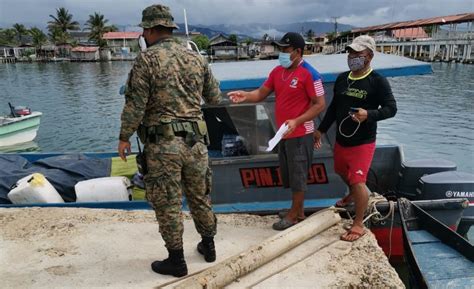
[[74, 177, 132, 202], [8, 173, 64, 204]]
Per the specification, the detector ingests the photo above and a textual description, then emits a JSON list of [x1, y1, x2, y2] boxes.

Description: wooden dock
[[0, 57, 16, 64]]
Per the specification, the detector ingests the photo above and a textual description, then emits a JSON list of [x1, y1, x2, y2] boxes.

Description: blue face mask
[[279, 52, 293, 68]]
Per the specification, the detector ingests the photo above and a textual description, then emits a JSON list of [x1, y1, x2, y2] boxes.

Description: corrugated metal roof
[[392, 27, 428, 39], [353, 12, 474, 33], [71, 46, 99, 52], [103, 32, 141, 40]]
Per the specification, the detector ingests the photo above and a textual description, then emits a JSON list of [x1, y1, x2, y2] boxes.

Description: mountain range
[[173, 21, 353, 40], [1, 20, 354, 40]]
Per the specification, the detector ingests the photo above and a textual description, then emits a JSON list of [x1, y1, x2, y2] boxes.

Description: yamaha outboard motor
[[417, 171, 474, 215], [397, 159, 457, 197]]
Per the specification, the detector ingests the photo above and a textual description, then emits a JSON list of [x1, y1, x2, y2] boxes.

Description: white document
[[266, 123, 289, 152]]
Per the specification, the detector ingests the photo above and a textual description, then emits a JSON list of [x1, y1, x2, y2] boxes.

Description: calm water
[[0, 61, 473, 173]]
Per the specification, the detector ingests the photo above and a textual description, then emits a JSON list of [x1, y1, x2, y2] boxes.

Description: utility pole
[[331, 16, 339, 53], [332, 16, 339, 36]]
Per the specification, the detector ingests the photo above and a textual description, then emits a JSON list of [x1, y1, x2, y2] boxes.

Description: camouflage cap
[[139, 4, 179, 29]]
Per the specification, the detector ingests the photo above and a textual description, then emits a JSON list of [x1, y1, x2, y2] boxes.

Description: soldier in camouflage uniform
[[117, 4, 221, 277]]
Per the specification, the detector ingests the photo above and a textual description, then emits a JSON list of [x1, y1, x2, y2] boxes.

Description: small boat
[[399, 198, 473, 289], [0, 103, 42, 147]]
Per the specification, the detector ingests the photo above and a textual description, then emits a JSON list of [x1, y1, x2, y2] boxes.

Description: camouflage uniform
[[119, 5, 221, 251]]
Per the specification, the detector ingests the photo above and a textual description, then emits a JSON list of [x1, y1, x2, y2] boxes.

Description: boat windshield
[[203, 96, 277, 158]]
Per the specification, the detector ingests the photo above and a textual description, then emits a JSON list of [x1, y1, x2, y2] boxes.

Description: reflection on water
[[0, 141, 39, 153], [0, 61, 472, 172]]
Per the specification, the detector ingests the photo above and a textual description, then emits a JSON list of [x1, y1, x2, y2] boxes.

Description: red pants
[[334, 142, 376, 186]]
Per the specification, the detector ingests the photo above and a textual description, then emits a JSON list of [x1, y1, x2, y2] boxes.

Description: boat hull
[[0, 146, 468, 263], [0, 112, 42, 147]]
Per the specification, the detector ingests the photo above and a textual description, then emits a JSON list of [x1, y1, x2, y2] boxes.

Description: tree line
[[0, 7, 117, 50]]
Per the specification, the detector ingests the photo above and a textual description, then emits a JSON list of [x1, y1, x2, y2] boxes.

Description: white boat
[[0, 105, 42, 147]]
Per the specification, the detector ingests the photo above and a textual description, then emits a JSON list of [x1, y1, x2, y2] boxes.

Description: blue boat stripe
[[0, 198, 341, 212]]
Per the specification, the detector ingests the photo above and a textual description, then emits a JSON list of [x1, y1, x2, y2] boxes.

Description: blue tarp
[[0, 154, 111, 204]]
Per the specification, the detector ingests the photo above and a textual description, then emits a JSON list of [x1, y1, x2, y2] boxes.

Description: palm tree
[[228, 34, 238, 45], [85, 12, 117, 48], [30, 27, 47, 53], [48, 7, 80, 43], [48, 26, 69, 44], [12, 23, 29, 44], [0, 28, 17, 45], [305, 29, 315, 40]]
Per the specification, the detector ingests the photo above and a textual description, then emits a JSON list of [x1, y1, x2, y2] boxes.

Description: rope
[[363, 192, 396, 259], [338, 193, 396, 258]]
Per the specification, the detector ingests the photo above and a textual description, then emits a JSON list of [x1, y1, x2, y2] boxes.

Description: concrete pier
[[0, 208, 404, 289]]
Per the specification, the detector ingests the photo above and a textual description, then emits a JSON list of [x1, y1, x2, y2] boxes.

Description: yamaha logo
[[445, 190, 474, 198]]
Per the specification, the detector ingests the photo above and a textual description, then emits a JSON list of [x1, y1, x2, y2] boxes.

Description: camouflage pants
[[144, 137, 216, 250]]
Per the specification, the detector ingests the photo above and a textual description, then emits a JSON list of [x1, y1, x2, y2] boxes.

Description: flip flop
[[277, 211, 306, 221], [335, 196, 353, 208], [342, 223, 352, 231], [340, 227, 366, 242], [272, 218, 298, 231]]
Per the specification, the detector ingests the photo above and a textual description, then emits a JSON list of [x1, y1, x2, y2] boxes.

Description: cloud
[[0, 0, 472, 28]]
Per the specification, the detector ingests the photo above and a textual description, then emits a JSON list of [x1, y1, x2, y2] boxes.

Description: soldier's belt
[[138, 120, 209, 145]]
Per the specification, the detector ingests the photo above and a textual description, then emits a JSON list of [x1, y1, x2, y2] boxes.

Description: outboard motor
[[397, 159, 457, 197], [14, 106, 32, 116], [8, 102, 32, 117], [417, 171, 474, 215]]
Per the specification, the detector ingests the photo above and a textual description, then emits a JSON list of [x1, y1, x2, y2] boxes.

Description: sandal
[[272, 218, 298, 231], [277, 210, 306, 221], [335, 195, 354, 208], [340, 227, 366, 242], [342, 223, 352, 231]]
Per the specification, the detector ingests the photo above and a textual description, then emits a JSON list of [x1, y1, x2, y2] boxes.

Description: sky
[[0, 0, 473, 29]]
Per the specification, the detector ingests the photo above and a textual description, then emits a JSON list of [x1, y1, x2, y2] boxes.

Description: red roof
[[71, 46, 99, 52], [392, 27, 428, 39], [103, 32, 141, 40], [353, 12, 474, 33]]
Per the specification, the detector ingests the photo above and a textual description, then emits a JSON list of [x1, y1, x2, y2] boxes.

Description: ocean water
[[1, 61, 472, 173]]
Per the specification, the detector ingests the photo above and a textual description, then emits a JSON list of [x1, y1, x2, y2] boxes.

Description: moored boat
[[399, 198, 473, 288], [0, 103, 42, 147]]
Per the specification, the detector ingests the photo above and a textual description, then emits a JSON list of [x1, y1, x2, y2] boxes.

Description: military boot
[[151, 249, 188, 277], [197, 236, 216, 262]]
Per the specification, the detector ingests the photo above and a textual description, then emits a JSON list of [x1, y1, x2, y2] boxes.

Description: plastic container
[[75, 177, 133, 202], [8, 173, 64, 204]]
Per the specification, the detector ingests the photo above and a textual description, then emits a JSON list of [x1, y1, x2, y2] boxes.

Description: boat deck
[[408, 230, 474, 288]]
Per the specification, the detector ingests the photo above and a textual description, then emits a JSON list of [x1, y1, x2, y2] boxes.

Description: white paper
[[266, 123, 289, 152]]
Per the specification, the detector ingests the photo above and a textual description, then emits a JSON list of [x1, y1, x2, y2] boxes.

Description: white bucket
[[74, 177, 132, 202], [8, 173, 64, 204]]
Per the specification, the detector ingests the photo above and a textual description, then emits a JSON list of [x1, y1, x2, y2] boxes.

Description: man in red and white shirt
[[228, 32, 325, 230]]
